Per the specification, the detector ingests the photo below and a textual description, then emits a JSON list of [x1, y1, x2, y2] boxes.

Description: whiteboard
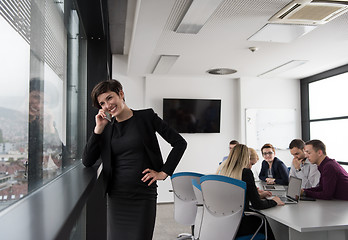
[[246, 108, 297, 150]]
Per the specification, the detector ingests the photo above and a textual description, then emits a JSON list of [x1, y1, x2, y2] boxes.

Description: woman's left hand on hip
[[142, 169, 168, 186]]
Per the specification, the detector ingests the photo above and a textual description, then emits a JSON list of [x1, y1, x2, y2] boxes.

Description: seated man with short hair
[[289, 139, 320, 189], [303, 139, 348, 200], [220, 140, 239, 164]]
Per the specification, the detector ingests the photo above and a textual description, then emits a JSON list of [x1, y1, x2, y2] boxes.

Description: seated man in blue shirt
[[302, 139, 348, 200], [289, 139, 320, 189], [220, 140, 239, 164]]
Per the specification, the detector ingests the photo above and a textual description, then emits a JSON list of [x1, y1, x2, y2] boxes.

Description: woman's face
[[248, 155, 259, 169], [97, 90, 125, 118], [29, 90, 43, 119], [262, 147, 275, 163]]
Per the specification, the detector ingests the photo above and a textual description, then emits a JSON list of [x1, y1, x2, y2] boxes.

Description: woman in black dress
[[83, 79, 187, 239], [216, 144, 284, 239]]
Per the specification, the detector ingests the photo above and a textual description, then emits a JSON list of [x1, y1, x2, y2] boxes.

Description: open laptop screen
[[287, 176, 302, 201]]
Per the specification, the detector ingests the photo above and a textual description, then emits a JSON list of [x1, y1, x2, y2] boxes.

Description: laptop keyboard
[[273, 193, 286, 197], [279, 196, 289, 202]]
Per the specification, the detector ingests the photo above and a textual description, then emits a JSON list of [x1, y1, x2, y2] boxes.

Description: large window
[[301, 65, 348, 164], [0, 0, 86, 211]]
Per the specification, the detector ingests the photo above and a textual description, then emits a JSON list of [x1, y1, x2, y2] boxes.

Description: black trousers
[[107, 196, 157, 240], [236, 214, 275, 240]]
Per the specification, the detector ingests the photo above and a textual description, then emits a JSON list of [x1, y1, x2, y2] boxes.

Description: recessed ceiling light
[[258, 60, 308, 77], [175, 0, 225, 34], [248, 23, 317, 43], [152, 55, 179, 74], [207, 68, 237, 75]]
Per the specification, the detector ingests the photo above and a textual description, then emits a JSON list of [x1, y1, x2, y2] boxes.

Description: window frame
[[300, 64, 348, 165]]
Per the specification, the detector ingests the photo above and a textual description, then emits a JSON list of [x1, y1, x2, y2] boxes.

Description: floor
[[153, 203, 192, 240]]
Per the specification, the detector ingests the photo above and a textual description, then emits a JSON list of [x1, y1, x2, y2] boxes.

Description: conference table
[[257, 183, 348, 240]]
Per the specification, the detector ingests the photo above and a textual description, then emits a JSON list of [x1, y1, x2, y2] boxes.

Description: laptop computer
[[278, 176, 302, 204]]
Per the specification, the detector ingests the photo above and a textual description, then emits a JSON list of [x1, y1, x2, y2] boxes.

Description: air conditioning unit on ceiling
[[269, 0, 348, 25]]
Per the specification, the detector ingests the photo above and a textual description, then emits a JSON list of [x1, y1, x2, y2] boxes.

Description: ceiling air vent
[[207, 68, 237, 75], [269, 0, 348, 25]]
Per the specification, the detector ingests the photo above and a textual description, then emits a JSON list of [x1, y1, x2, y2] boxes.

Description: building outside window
[[0, 0, 86, 211]]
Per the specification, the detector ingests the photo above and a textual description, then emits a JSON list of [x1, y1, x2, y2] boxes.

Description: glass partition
[[0, 0, 86, 211]]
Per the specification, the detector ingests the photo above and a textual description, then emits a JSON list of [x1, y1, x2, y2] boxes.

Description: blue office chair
[[199, 175, 246, 240], [191, 178, 204, 240], [171, 172, 205, 240], [199, 175, 267, 240], [236, 212, 267, 240]]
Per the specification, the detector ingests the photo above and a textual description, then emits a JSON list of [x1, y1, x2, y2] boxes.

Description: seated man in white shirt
[[289, 139, 320, 189]]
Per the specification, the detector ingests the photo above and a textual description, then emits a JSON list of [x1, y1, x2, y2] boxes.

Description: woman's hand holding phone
[[94, 109, 111, 134]]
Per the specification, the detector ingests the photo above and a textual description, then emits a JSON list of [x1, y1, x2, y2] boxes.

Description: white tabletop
[[259, 199, 348, 232]]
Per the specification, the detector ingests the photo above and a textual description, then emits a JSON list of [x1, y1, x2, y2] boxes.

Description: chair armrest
[[244, 211, 267, 240], [244, 211, 264, 218]]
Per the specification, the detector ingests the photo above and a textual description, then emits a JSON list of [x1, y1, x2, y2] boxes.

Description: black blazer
[[259, 157, 289, 185], [82, 108, 187, 194], [243, 168, 277, 210]]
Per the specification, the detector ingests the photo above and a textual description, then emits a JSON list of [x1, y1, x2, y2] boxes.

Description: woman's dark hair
[[30, 78, 44, 92], [91, 79, 124, 109], [29, 78, 59, 107]]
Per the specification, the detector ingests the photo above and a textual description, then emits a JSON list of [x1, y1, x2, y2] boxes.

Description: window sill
[[0, 161, 99, 240]]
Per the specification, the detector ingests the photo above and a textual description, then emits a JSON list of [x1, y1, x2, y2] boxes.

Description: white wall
[[112, 56, 302, 202], [145, 75, 240, 202], [112, 55, 145, 109], [239, 77, 302, 177], [145, 75, 240, 171]]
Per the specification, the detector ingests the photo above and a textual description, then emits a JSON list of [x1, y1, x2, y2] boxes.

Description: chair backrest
[[171, 172, 204, 225], [199, 174, 246, 240], [192, 178, 204, 239]]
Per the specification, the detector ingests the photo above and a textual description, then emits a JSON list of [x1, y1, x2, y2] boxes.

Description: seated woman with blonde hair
[[216, 144, 284, 239], [248, 147, 272, 199]]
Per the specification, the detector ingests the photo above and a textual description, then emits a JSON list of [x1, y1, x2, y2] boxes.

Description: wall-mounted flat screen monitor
[[163, 98, 221, 133]]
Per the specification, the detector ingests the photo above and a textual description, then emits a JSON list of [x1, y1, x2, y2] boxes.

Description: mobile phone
[[300, 196, 316, 201], [105, 112, 112, 122]]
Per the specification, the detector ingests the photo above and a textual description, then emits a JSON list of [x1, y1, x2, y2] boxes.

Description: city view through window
[[0, 0, 86, 211]]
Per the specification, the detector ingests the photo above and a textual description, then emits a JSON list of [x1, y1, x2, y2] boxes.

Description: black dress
[[107, 116, 157, 240], [236, 168, 277, 239]]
